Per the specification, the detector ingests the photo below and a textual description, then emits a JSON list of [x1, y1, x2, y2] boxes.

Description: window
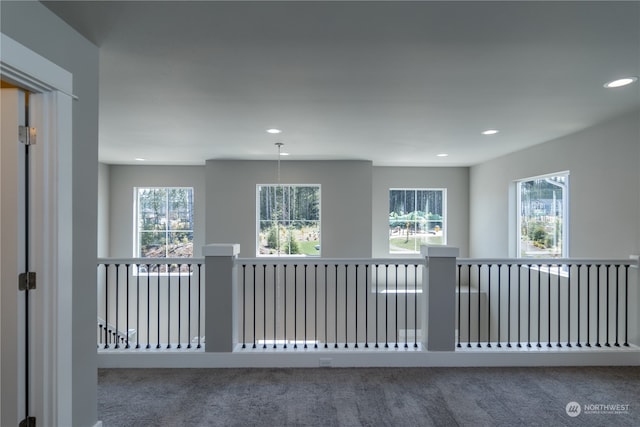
[[257, 184, 320, 256], [517, 172, 569, 258], [389, 188, 446, 254], [135, 187, 194, 258]]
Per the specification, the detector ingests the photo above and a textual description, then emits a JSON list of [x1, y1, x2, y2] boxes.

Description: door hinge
[[19, 272, 36, 291], [19, 126, 37, 146], [19, 416, 36, 427]]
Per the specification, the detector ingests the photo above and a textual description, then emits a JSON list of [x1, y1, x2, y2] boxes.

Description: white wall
[[1, 2, 100, 426], [372, 167, 470, 257], [108, 165, 206, 257], [206, 160, 373, 258], [470, 109, 640, 259]]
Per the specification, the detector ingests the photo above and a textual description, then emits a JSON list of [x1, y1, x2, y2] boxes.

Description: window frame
[[388, 187, 447, 254], [133, 186, 195, 259], [256, 184, 321, 257], [516, 171, 569, 259]]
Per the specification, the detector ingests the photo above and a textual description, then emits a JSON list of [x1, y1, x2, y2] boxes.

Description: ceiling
[[43, 1, 640, 166]]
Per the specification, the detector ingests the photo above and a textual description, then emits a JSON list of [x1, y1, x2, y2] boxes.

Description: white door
[[0, 87, 31, 426]]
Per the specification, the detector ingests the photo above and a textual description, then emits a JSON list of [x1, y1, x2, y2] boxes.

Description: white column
[[421, 245, 459, 351], [203, 244, 240, 352]]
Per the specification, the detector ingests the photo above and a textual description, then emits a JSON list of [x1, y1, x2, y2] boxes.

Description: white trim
[[515, 171, 570, 259], [0, 33, 75, 99], [97, 347, 640, 369], [1, 32, 74, 427]]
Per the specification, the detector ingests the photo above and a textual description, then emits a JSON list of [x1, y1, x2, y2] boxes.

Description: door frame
[[1, 32, 74, 426]]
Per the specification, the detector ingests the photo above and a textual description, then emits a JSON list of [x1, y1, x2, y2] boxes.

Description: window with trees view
[[389, 188, 446, 253], [135, 187, 194, 258], [517, 172, 569, 258], [257, 185, 320, 256]]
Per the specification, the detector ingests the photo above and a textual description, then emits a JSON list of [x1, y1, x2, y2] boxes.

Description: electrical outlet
[[319, 358, 332, 367]]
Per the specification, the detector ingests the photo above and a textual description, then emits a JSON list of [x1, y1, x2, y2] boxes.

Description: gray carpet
[[98, 367, 640, 426]]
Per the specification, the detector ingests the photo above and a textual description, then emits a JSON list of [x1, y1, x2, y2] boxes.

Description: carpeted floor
[[98, 366, 640, 426]]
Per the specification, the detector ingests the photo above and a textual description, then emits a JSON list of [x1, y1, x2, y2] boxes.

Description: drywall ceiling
[[43, 1, 640, 166]]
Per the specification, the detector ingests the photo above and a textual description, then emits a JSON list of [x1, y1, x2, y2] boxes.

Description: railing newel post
[[421, 245, 458, 351], [203, 244, 240, 352]]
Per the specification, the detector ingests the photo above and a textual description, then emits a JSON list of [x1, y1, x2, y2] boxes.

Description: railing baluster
[[536, 264, 541, 348], [497, 264, 502, 348], [136, 264, 141, 349], [283, 264, 288, 349], [556, 264, 561, 347], [404, 264, 408, 348], [375, 264, 379, 348], [294, 264, 298, 349], [314, 265, 319, 349], [334, 264, 338, 349], [517, 264, 521, 348], [273, 264, 277, 349], [104, 264, 109, 349], [457, 264, 461, 348], [385, 264, 389, 348], [355, 265, 359, 349], [477, 264, 482, 348], [177, 264, 182, 349], [614, 265, 620, 347], [125, 264, 130, 349], [586, 264, 591, 347], [241, 265, 246, 349], [304, 265, 308, 349], [187, 264, 192, 349], [146, 264, 151, 348], [576, 265, 581, 348], [414, 264, 418, 348], [324, 264, 328, 349], [395, 264, 399, 348], [115, 264, 120, 349], [507, 265, 512, 348], [166, 266, 171, 349], [344, 265, 348, 348], [263, 265, 267, 349], [467, 264, 472, 348], [624, 265, 629, 347], [596, 264, 601, 347], [197, 264, 202, 349], [526, 264, 531, 348], [487, 264, 492, 348], [365, 264, 369, 349], [566, 264, 571, 347], [253, 265, 257, 349], [546, 264, 551, 348], [605, 264, 611, 347], [156, 265, 161, 349]]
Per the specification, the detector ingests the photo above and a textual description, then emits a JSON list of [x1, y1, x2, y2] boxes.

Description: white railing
[[97, 258, 205, 350], [456, 258, 638, 349], [97, 248, 639, 358]]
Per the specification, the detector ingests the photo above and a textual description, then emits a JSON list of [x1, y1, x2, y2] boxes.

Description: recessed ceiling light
[[482, 129, 499, 135], [266, 128, 282, 134], [279, 152, 290, 156], [436, 153, 449, 157], [135, 158, 146, 161], [603, 77, 638, 88]]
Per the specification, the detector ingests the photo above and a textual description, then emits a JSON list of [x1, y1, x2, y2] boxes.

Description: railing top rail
[[457, 257, 638, 267], [235, 257, 424, 266], [97, 257, 205, 265]]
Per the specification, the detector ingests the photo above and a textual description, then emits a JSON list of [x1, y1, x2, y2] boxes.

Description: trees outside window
[[257, 185, 320, 256], [517, 172, 569, 258], [389, 189, 446, 254], [135, 187, 194, 258]]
